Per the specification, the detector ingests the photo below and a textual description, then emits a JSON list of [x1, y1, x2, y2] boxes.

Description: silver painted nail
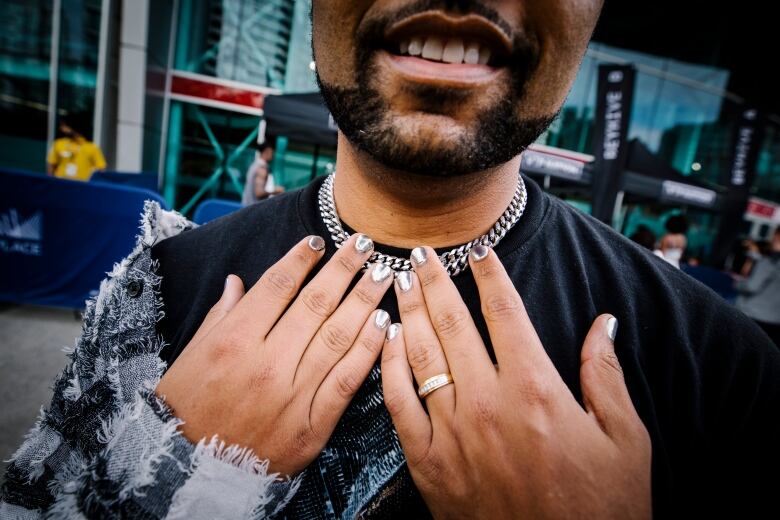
[[375, 310, 390, 329], [308, 236, 325, 251], [387, 323, 401, 340], [410, 247, 427, 266], [371, 263, 392, 283], [606, 317, 618, 342], [470, 244, 489, 262], [355, 234, 374, 253], [396, 271, 413, 292]]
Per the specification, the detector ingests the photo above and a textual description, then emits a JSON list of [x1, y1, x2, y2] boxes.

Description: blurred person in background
[[242, 139, 284, 205], [735, 229, 780, 346], [629, 224, 656, 251], [46, 116, 106, 181], [654, 214, 688, 268]]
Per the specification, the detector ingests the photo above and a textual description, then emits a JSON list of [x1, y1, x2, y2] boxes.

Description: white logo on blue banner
[[0, 208, 43, 256]]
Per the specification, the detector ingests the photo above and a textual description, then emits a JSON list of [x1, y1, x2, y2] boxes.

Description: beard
[[316, 0, 557, 177]]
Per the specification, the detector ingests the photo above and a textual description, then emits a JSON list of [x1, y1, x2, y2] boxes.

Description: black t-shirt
[[153, 175, 779, 519]]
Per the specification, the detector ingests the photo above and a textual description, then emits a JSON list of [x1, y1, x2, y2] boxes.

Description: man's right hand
[[155, 233, 393, 476]]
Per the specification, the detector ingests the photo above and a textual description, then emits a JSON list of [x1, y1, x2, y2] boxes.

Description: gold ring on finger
[[417, 373, 454, 399]]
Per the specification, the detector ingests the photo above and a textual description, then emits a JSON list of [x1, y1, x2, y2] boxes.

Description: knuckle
[[382, 389, 409, 416], [210, 335, 245, 362], [432, 308, 468, 339], [482, 294, 521, 322], [476, 262, 500, 278], [352, 286, 376, 306], [337, 256, 358, 274], [598, 350, 624, 376], [247, 364, 278, 390], [320, 322, 352, 353], [300, 287, 336, 318], [399, 299, 424, 314], [468, 392, 499, 429], [407, 341, 441, 372], [419, 269, 442, 288], [291, 426, 317, 456], [412, 448, 445, 485], [335, 370, 361, 399], [292, 250, 312, 266], [514, 377, 554, 408], [359, 335, 382, 355], [262, 270, 298, 300]]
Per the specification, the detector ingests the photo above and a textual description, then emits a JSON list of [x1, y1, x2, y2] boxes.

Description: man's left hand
[[381, 246, 652, 519]]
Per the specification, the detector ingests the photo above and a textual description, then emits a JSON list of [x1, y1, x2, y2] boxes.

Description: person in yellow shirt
[[46, 118, 107, 181]]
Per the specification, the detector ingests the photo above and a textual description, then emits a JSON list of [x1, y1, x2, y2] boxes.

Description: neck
[[332, 133, 522, 249]]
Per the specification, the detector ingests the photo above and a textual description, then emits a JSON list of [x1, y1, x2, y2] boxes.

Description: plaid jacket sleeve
[[0, 202, 300, 519]]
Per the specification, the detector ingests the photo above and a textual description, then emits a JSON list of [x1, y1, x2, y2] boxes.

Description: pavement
[[0, 304, 81, 474]]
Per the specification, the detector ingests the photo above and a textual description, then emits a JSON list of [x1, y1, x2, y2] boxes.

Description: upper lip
[[384, 10, 513, 63]]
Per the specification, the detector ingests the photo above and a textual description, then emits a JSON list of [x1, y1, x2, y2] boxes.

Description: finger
[[293, 262, 393, 384], [310, 309, 390, 431], [268, 233, 375, 359], [230, 235, 326, 336], [381, 323, 433, 463], [395, 270, 454, 416], [468, 245, 559, 376], [189, 274, 245, 349], [580, 315, 646, 442], [410, 246, 494, 385]]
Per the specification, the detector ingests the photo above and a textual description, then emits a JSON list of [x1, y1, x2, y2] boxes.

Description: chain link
[[317, 173, 528, 277]]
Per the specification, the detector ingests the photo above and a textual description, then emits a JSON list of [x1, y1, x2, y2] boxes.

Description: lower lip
[[378, 50, 503, 87]]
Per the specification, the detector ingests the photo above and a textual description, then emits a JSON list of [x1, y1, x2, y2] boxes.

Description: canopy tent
[[262, 92, 337, 148], [520, 140, 726, 212]]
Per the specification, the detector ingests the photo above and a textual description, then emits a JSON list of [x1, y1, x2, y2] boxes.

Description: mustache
[[356, 0, 539, 59], [352, 0, 540, 104]]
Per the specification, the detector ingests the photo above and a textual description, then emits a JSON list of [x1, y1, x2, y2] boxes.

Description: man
[[735, 229, 780, 346], [653, 215, 688, 268], [46, 118, 107, 181], [242, 140, 285, 205], [2, 1, 778, 518]]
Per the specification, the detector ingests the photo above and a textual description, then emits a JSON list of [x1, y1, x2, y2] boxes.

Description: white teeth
[[478, 47, 491, 65], [399, 36, 491, 66], [421, 37, 444, 61], [408, 37, 423, 56], [442, 38, 465, 64], [464, 42, 480, 64]]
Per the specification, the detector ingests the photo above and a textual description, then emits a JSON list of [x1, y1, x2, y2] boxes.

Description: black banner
[[711, 107, 765, 267], [590, 64, 636, 224]]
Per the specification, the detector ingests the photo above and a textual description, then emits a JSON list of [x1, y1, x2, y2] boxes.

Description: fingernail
[[410, 247, 427, 267], [371, 263, 392, 283], [470, 244, 489, 262], [396, 271, 413, 292], [355, 234, 374, 253], [308, 235, 325, 251], [224, 276, 230, 290], [387, 323, 401, 340], [606, 317, 618, 342], [375, 309, 390, 329]]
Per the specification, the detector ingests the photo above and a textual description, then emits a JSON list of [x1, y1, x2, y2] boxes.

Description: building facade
[[1, 0, 778, 241]]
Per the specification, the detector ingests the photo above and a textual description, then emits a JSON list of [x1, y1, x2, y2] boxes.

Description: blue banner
[[0, 169, 169, 308]]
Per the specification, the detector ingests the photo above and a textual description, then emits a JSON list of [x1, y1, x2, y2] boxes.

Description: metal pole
[[158, 0, 180, 190], [46, 0, 63, 158], [93, 0, 112, 151]]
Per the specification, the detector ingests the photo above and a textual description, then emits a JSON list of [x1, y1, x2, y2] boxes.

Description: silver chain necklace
[[317, 172, 528, 277]]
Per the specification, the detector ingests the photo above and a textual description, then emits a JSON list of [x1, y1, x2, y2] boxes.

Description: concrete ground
[[0, 304, 81, 474]]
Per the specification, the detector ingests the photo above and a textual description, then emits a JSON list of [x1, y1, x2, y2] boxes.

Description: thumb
[[579, 315, 644, 441], [189, 274, 245, 348]]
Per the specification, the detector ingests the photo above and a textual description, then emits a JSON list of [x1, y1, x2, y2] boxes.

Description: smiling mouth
[[381, 10, 512, 69]]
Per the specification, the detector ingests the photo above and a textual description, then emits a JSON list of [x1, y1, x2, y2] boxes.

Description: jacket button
[[126, 280, 143, 298]]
